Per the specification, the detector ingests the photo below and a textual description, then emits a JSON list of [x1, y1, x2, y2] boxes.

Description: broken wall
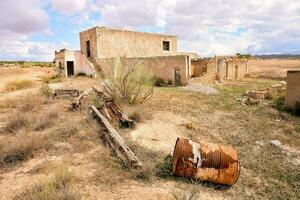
[[285, 70, 300, 109], [191, 59, 207, 77], [97, 55, 190, 85], [216, 57, 248, 81]]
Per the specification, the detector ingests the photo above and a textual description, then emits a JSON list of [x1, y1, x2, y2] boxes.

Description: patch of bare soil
[[130, 111, 189, 154]]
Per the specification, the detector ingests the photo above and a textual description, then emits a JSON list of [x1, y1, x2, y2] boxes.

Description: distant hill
[[255, 54, 300, 59]]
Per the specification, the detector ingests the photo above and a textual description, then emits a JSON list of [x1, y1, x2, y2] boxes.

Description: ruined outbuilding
[[190, 56, 249, 82]]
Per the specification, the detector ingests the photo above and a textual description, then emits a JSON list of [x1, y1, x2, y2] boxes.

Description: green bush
[[108, 57, 154, 105], [274, 95, 285, 111]]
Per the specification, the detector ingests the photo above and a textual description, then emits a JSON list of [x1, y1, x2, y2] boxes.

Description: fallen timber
[[54, 89, 82, 98], [90, 105, 142, 168], [70, 88, 93, 110], [93, 85, 134, 128], [172, 138, 240, 186]]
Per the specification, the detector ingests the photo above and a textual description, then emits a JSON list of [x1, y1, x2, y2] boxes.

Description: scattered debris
[[90, 105, 142, 168], [244, 90, 268, 100], [270, 140, 282, 147], [70, 88, 93, 111], [244, 82, 286, 100], [256, 140, 265, 147], [172, 138, 240, 186], [245, 97, 260, 106], [54, 89, 82, 98]]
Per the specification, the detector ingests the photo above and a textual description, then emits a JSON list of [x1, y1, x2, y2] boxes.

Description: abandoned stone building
[[54, 26, 248, 85]]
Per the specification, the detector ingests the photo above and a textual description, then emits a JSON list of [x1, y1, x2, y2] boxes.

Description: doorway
[[86, 40, 91, 58], [225, 62, 229, 78], [175, 70, 181, 86], [67, 61, 74, 76], [235, 65, 238, 79]]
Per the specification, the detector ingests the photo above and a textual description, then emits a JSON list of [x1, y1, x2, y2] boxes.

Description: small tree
[[108, 57, 154, 105]]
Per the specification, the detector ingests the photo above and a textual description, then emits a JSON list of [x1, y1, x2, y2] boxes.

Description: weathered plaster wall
[[285, 70, 300, 109], [80, 27, 98, 63], [96, 55, 190, 85], [80, 26, 177, 59]]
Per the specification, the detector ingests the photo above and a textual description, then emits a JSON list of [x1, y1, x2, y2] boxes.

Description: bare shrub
[[14, 167, 80, 200], [2, 113, 30, 133], [0, 134, 48, 166], [107, 57, 154, 105], [34, 110, 58, 131], [5, 80, 35, 91]]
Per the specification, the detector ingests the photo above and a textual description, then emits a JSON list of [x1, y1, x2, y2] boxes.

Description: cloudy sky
[[1, 0, 300, 61]]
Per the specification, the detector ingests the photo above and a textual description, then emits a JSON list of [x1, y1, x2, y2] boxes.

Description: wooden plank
[[90, 105, 142, 168], [93, 86, 134, 128]]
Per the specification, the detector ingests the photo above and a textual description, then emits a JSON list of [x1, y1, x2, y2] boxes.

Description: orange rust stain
[[172, 138, 240, 186]]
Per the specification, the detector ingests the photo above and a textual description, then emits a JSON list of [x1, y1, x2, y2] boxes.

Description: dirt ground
[[0, 63, 299, 200]]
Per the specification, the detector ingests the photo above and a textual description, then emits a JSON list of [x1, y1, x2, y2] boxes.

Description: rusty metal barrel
[[172, 138, 240, 186]]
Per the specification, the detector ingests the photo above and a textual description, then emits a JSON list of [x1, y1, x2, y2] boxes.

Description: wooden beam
[[90, 105, 142, 168]]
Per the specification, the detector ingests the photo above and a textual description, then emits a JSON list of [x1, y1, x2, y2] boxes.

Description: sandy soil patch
[[130, 111, 189, 154]]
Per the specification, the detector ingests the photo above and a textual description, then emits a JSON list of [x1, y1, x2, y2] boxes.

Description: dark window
[[163, 41, 170, 51], [86, 40, 91, 57]]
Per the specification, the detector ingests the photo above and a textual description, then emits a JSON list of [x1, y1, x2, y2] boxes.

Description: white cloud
[[0, 0, 49, 37], [51, 0, 88, 16], [93, 0, 300, 56], [0, 39, 69, 61]]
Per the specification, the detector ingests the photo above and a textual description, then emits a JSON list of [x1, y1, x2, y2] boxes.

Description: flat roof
[[80, 26, 177, 38]]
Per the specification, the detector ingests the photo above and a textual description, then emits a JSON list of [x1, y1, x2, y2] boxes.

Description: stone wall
[[285, 70, 300, 109], [96, 55, 190, 85]]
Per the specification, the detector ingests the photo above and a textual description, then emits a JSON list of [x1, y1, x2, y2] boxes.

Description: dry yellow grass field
[[0, 63, 299, 200], [248, 58, 300, 79]]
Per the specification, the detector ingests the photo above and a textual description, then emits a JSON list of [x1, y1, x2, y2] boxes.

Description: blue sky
[[0, 0, 300, 61]]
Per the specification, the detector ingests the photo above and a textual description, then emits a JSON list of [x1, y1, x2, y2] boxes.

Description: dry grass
[[34, 110, 58, 131], [14, 167, 80, 200], [0, 134, 49, 167], [5, 80, 35, 91], [42, 74, 63, 84], [0, 93, 48, 111], [2, 113, 31, 134]]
